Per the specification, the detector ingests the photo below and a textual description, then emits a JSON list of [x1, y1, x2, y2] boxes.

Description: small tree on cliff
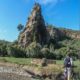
[[17, 24, 24, 32]]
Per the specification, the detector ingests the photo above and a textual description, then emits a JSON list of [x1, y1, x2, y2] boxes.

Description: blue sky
[[0, 0, 79, 41]]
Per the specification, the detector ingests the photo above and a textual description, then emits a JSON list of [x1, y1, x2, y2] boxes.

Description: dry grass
[[0, 57, 79, 77]]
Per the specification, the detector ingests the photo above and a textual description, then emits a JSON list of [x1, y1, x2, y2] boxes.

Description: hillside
[[18, 3, 80, 47], [17, 3, 80, 59], [0, 3, 80, 59]]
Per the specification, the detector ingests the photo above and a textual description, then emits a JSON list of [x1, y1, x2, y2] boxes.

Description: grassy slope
[[0, 57, 32, 65], [0, 57, 79, 67]]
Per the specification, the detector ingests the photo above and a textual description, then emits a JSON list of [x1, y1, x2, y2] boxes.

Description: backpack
[[64, 57, 71, 67]]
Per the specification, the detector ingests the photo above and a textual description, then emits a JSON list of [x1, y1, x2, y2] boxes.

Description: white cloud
[[37, 0, 57, 5], [24, 0, 66, 6], [36, 0, 65, 5]]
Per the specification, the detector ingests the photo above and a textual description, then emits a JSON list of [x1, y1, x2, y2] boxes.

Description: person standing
[[64, 53, 73, 80]]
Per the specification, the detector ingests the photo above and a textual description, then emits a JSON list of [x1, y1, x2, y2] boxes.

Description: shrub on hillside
[[54, 47, 67, 60], [66, 47, 78, 60], [26, 42, 42, 58], [0, 44, 7, 56], [7, 45, 26, 57], [78, 51, 80, 60], [41, 48, 56, 59]]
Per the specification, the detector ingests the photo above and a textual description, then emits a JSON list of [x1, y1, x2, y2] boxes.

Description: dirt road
[[0, 65, 35, 80]]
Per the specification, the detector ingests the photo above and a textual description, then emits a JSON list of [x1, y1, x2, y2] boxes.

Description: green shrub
[[26, 42, 42, 58], [7, 45, 26, 57], [54, 47, 67, 60], [41, 48, 56, 59], [0, 44, 7, 56]]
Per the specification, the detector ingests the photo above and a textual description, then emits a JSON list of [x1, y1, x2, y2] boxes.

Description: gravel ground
[[0, 73, 33, 80], [0, 66, 36, 80]]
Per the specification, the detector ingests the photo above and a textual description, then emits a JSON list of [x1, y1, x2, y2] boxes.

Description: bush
[[26, 42, 42, 58], [78, 51, 80, 60], [67, 47, 78, 60], [54, 47, 67, 60], [7, 45, 26, 57], [0, 44, 7, 56], [41, 48, 56, 59]]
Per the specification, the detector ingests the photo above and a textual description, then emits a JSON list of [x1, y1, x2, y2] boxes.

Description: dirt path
[[0, 62, 64, 80], [0, 62, 35, 80], [0, 73, 33, 80]]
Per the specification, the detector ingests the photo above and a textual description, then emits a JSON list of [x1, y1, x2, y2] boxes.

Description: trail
[[0, 66, 34, 80]]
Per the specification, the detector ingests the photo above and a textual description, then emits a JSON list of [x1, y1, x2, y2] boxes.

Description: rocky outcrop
[[18, 3, 48, 47], [60, 29, 80, 39], [47, 27, 80, 41], [47, 27, 65, 41], [18, 3, 80, 48]]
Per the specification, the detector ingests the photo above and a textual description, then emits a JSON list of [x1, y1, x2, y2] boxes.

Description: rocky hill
[[0, 3, 80, 59], [18, 3, 49, 47], [18, 3, 80, 48]]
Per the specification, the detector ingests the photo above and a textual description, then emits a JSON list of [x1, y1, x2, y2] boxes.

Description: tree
[[26, 42, 42, 58], [0, 44, 7, 56], [17, 24, 24, 32], [41, 48, 56, 59], [55, 47, 67, 60], [7, 45, 26, 57]]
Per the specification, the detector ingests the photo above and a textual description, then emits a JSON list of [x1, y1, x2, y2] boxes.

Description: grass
[[0, 57, 80, 66], [0, 57, 62, 75], [0, 57, 32, 65], [0, 57, 80, 73], [0, 57, 80, 72], [56, 60, 80, 67], [0, 57, 80, 79]]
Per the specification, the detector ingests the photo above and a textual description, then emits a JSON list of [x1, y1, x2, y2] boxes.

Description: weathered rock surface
[[47, 27, 80, 43], [19, 3, 48, 47], [60, 28, 80, 39]]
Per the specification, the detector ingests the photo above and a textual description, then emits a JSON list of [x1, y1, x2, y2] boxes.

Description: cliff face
[[18, 3, 80, 47], [60, 29, 80, 39], [18, 3, 49, 47], [48, 27, 80, 41]]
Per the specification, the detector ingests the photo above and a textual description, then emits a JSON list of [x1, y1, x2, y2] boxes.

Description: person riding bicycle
[[64, 53, 73, 80]]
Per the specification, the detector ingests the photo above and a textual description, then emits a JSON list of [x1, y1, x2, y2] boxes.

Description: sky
[[0, 0, 80, 41]]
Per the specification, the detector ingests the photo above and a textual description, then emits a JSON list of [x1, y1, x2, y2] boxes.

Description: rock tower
[[18, 3, 48, 47]]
